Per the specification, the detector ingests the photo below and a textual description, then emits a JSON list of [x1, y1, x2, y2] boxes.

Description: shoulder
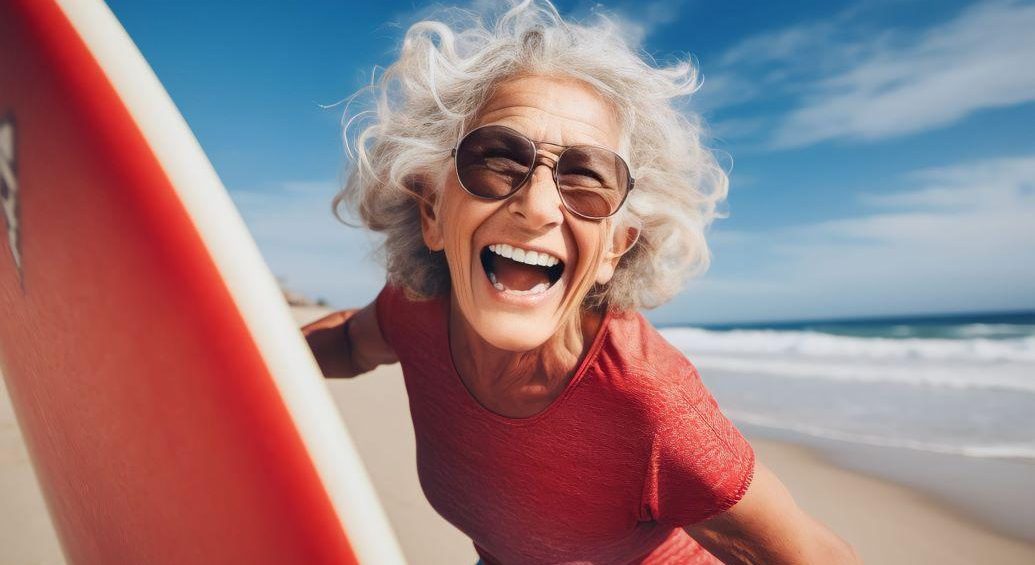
[[374, 282, 446, 351], [600, 308, 703, 387], [594, 310, 703, 398]]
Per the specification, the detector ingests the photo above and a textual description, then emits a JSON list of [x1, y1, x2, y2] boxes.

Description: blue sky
[[106, 0, 1035, 325]]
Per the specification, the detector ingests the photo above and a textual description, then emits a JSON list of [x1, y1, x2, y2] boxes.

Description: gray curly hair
[[333, 0, 728, 311]]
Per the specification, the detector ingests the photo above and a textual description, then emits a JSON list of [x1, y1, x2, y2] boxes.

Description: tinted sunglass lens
[[556, 147, 630, 218], [455, 127, 534, 198]]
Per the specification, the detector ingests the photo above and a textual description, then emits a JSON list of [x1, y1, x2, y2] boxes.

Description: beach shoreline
[[0, 306, 1031, 564], [749, 438, 1035, 564], [747, 424, 1035, 545]]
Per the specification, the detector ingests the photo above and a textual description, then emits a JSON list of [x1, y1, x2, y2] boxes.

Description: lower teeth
[[488, 272, 550, 295]]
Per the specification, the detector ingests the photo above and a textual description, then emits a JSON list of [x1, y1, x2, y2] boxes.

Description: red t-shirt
[[375, 284, 755, 564]]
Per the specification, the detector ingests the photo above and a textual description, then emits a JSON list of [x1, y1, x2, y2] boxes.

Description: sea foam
[[658, 324, 1035, 461], [660, 327, 1035, 363], [660, 328, 1035, 393]]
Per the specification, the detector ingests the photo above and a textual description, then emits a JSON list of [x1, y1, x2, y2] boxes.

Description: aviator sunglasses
[[451, 125, 635, 220]]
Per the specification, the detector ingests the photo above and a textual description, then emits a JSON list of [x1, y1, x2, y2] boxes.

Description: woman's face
[[420, 75, 631, 352]]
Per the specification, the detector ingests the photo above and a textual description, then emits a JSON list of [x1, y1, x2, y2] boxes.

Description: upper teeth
[[488, 244, 561, 267]]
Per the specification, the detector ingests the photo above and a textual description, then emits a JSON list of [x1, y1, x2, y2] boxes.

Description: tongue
[[493, 256, 551, 291]]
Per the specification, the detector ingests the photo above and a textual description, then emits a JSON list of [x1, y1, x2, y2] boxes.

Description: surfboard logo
[[0, 114, 21, 284]]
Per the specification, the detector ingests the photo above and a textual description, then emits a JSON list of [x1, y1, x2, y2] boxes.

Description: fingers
[[301, 310, 349, 335]]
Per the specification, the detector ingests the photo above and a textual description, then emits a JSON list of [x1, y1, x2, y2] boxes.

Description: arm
[[683, 461, 861, 565], [301, 301, 398, 379]]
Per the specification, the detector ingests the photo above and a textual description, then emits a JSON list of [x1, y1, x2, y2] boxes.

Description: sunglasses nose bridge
[[506, 159, 566, 224], [533, 146, 560, 163], [530, 150, 559, 177]]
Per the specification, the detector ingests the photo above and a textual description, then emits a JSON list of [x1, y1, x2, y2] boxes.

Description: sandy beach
[[1, 305, 1033, 564]]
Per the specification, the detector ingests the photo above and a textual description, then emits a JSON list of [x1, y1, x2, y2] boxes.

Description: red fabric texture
[[375, 284, 755, 564]]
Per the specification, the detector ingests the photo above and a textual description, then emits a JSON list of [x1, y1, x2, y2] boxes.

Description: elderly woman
[[304, 1, 858, 563]]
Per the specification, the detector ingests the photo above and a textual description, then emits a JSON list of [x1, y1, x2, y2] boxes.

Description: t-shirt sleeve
[[640, 365, 756, 527]]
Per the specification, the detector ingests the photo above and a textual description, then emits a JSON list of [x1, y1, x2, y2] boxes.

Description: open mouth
[[480, 244, 565, 296]]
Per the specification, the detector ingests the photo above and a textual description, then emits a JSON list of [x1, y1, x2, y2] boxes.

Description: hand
[[301, 309, 361, 379]]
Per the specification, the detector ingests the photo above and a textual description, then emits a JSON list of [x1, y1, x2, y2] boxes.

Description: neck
[[448, 299, 603, 412]]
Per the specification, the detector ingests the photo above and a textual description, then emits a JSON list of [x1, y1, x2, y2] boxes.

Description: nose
[[506, 162, 565, 229]]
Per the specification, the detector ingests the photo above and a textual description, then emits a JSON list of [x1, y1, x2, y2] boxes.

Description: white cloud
[[860, 156, 1035, 211], [706, 115, 769, 143], [691, 73, 762, 114], [776, 157, 1035, 280], [569, 0, 685, 48], [619, 0, 683, 46], [717, 17, 845, 69], [770, 0, 1035, 148], [651, 154, 1035, 324], [698, 1, 1035, 148]]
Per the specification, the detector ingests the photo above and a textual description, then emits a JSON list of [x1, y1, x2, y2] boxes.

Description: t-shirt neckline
[[440, 295, 613, 426]]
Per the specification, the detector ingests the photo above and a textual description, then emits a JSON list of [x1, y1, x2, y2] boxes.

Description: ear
[[595, 223, 640, 285], [417, 183, 445, 252]]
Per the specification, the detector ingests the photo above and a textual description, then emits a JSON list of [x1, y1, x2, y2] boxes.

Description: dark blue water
[[689, 310, 1035, 340]]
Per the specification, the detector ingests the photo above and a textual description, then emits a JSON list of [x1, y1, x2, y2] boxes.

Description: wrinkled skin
[[419, 75, 637, 418]]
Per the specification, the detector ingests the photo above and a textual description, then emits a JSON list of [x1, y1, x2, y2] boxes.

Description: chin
[[469, 310, 558, 352]]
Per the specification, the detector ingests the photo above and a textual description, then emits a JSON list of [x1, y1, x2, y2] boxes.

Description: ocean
[[659, 311, 1035, 542]]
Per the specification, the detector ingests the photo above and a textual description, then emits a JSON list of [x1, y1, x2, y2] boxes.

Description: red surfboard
[[0, 1, 404, 563]]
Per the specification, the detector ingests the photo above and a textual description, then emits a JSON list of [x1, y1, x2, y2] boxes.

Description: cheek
[[437, 184, 473, 245], [438, 189, 496, 264], [568, 222, 610, 296], [573, 223, 608, 270]]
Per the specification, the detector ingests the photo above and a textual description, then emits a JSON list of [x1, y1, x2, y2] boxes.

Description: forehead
[[471, 75, 622, 150]]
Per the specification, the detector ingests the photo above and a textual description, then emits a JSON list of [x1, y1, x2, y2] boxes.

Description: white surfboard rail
[[54, 1, 407, 563]]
